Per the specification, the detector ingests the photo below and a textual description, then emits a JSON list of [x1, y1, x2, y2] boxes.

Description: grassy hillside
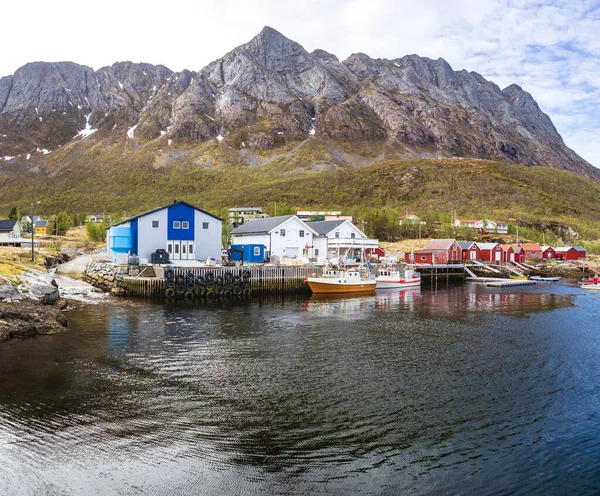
[[1, 136, 599, 243]]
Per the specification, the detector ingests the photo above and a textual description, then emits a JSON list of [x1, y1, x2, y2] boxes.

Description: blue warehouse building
[[106, 201, 222, 264]]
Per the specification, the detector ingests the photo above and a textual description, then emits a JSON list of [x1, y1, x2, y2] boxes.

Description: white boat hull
[[375, 278, 421, 289], [582, 283, 600, 290]]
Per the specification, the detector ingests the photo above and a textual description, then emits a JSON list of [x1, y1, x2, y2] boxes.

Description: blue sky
[[2, 0, 599, 167]]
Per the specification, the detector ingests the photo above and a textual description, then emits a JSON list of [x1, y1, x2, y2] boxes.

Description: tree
[[8, 206, 18, 220], [55, 211, 73, 236], [86, 222, 106, 242]]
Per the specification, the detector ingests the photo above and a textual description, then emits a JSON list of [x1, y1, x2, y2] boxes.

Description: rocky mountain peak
[[0, 28, 597, 183]]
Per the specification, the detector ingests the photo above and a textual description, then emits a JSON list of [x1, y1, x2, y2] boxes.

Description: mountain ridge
[[0, 26, 598, 186]]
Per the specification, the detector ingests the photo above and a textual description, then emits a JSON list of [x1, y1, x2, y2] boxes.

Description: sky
[[2, 0, 599, 167]]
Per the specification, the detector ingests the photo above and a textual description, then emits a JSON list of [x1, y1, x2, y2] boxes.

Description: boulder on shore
[[0, 298, 68, 340]]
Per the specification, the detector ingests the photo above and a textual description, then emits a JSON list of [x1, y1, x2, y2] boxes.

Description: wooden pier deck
[[467, 277, 536, 287], [122, 265, 312, 299]]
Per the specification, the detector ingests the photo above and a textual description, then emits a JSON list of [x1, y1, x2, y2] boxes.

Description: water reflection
[[303, 283, 574, 318], [0, 283, 598, 495]]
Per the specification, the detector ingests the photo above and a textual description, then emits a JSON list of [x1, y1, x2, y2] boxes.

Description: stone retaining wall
[[83, 262, 127, 295]]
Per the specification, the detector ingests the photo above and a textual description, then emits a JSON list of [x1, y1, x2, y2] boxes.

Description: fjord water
[[1, 282, 600, 495]]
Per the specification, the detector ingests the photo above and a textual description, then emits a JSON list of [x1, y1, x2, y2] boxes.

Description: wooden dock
[[122, 265, 312, 299], [467, 277, 536, 287]]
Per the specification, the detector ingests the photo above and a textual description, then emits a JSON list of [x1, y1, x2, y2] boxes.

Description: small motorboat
[[530, 276, 561, 282], [375, 265, 421, 289], [306, 266, 376, 294], [581, 275, 600, 290]]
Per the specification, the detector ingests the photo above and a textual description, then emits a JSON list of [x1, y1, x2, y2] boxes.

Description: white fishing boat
[[305, 266, 376, 294], [375, 265, 421, 289]]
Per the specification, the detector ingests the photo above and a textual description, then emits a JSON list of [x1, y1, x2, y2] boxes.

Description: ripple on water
[[1, 284, 600, 494]]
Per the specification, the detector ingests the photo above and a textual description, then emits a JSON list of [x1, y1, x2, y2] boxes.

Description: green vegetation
[[1, 138, 599, 247], [86, 222, 106, 242]]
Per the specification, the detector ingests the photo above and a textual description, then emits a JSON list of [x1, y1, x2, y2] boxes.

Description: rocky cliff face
[[0, 26, 598, 182]]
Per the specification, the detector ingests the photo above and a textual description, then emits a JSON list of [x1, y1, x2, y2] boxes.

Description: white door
[[494, 251, 501, 262], [286, 247, 299, 258], [510, 253, 515, 262], [470, 251, 476, 260], [168, 240, 193, 260]]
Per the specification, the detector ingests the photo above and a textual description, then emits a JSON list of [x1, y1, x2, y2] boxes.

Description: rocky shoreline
[[0, 298, 74, 340], [0, 258, 105, 341]]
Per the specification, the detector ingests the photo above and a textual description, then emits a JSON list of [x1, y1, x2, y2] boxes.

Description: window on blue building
[[182, 221, 189, 229], [173, 221, 181, 229]]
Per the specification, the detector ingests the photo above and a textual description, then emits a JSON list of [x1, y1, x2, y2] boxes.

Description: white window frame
[[182, 221, 190, 229], [173, 221, 181, 229], [280, 229, 286, 236], [152, 220, 159, 228], [253, 246, 260, 256], [299, 230, 304, 238], [202, 222, 209, 229]]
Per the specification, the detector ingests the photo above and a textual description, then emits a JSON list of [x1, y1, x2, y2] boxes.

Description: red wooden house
[[519, 243, 542, 259], [511, 246, 525, 264], [478, 242, 503, 263], [458, 241, 481, 261], [541, 246, 558, 259], [500, 245, 514, 263], [365, 247, 386, 259], [406, 239, 461, 265], [555, 245, 586, 261]]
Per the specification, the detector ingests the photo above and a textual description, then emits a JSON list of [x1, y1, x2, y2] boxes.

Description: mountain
[[0, 26, 599, 218]]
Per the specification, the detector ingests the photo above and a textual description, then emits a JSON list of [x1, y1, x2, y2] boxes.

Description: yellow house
[[34, 220, 51, 236]]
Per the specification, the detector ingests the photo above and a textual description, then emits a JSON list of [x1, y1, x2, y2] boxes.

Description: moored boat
[[530, 276, 561, 282], [306, 267, 376, 294], [375, 265, 421, 289], [581, 275, 600, 290]]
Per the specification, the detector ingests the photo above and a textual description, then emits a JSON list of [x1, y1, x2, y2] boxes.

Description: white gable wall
[[269, 217, 314, 259], [194, 210, 222, 261], [325, 221, 365, 240], [137, 209, 168, 260], [312, 237, 328, 258]]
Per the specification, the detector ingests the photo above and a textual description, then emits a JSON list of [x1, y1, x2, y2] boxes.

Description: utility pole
[[30, 201, 40, 261]]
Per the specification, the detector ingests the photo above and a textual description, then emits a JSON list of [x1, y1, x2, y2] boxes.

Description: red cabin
[[555, 246, 586, 261], [458, 241, 481, 261], [406, 239, 461, 265], [511, 246, 525, 264], [541, 246, 558, 259], [478, 242, 503, 263], [500, 245, 514, 263], [365, 247, 386, 259], [519, 243, 543, 260]]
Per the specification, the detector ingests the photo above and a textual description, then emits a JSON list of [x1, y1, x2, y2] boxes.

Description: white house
[[106, 201, 222, 263], [230, 215, 318, 262], [0, 220, 22, 246], [307, 219, 378, 260], [296, 210, 352, 222], [228, 207, 269, 226], [454, 218, 508, 234], [20, 215, 41, 227]]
